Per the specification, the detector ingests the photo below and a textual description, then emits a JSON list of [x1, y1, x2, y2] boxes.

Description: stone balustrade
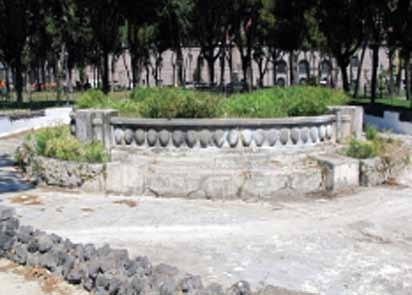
[[71, 106, 363, 151], [110, 116, 336, 149]]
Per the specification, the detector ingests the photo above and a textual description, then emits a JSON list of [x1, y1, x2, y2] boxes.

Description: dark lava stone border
[[0, 206, 313, 295]]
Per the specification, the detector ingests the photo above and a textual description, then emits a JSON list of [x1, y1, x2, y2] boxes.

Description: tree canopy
[[0, 0, 411, 101]]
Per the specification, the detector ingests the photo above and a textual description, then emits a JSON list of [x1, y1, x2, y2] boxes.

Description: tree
[[316, 0, 365, 92], [271, 0, 315, 86], [120, 0, 159, 88], [191, 0, 230, 86], [158, 0, 193, 87], [77, 0, 123, 94], [229, 0, 263, 90], [387, 0, 412, 103], [364, 0, 389, 102], [0, 0, 34, 103]]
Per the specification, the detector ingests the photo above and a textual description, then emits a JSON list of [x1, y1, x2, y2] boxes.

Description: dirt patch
[[0, 261, 71, 295], [113, 200, 138, 208], [9, 195, 44, 206], [15, 266, 71, 295], [81, 208, 95, 213], [0, 261, 17, 272]]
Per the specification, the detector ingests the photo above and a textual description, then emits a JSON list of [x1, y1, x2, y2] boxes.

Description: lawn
[[352, 97, 412, 109]]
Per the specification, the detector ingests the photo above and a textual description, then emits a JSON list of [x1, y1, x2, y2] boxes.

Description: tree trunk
[[154, 54, 163, 87], [289, 51, 294, 86], [122, 53, 132, 89], [56, 45, 66, 101], [36, 65, 41, 92], [102, 51, 110, 94], [405, 51, 411, 104], [338, 59, 350, 93], [111, 56, 116, 91], [241, 54, 252, 91], [206, 55, 215, 87], [388, 49, 395, 97], [131, 54, 138, 88], [5, 66, 10, 98], [176, 47, 184, 87], [227, 45, 233, 83], [219, 46, 226, 87], [15, 53, 24, 105], [353, 41, 367, 98], [396, 52, 402, 96], [145, 64, 150, 87], [371, 45, 380, 103], [68, 67, 74, 95], [41, 61, 46, 87], [272, 50, 278, 86]]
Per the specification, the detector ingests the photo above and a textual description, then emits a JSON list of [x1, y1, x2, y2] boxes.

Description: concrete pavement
[[2, 185, 412, 295], [1, 135, 412, 294]]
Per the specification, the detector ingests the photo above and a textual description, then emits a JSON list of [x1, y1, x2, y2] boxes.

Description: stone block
[[74, 109, 118, 148], [315, 154, 360, 192], [328, 106, 364, 141]]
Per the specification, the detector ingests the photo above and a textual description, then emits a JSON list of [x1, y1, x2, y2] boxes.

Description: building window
[[320, 60, 332, 77], [276, 77, 286, 87], [276, 60, 287, 74], [351, 56, 359, 68], [298, 60, 310, 75]]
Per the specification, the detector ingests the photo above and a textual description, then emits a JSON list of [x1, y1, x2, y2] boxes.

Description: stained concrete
[[1, 186, 411, 295]]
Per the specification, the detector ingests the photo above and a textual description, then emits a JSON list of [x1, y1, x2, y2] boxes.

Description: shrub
[[82, 142, 110, 163], [138, 88, 221, 119], [77, 86, 348, 119], [346, 139, 379, 159], [220, 86, 348, 118], [22, 126, 109, 163], [76, 89, 109, 109], [76, 89, 140, 117], [284, 87, 348, 117], [218, 89, 287, 118]]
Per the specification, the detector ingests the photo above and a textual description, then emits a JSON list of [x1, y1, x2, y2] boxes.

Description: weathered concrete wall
[[360, 152, 410, 187], [105, 149, 325, 200], [0, 205, 314, 295]]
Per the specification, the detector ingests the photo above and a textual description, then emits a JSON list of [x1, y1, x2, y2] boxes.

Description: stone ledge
[[110, 115, 337, 128], [0, 205, 316, 295], [314, 154, 360, 192]]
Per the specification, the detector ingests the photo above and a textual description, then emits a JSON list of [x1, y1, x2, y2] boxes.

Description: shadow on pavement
[[0, 154, 33, 194]]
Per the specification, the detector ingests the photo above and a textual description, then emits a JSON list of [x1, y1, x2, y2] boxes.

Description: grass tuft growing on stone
[[17, 126, 109, 163], [345, 126, 400, 159]]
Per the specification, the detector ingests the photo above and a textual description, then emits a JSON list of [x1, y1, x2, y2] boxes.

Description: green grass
[[353, 97, 412, 109], [76, 86, 349, 119], [17, 126, 109, 163], [345, 126, 399, 159]]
